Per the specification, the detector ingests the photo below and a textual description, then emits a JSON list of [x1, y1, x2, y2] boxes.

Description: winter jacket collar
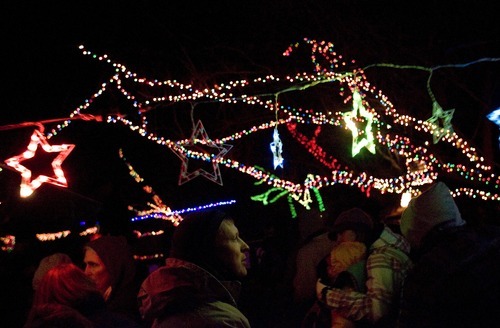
[[138, 257, 242, 322], [370, 225, 411, 255]]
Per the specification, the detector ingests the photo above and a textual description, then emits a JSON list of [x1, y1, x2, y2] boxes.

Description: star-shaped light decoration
[[4, 129, 75, 197], [342, 90, 376, 156], [269, 126, 284, 169], [426, 101, 455, 144], [171, 120, 232, 186]]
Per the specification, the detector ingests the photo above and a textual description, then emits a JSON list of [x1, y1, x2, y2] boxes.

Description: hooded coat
[[138, 257, 250, 328], [84, 236, 140, 321], [138, 210, 250, 327], [400, 181, 465, 249], [398, 182, 500, 327]]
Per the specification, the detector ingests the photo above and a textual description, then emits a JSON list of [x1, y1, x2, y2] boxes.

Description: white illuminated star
[[171, 120, 232, 185], [270, 127, 284, 169]]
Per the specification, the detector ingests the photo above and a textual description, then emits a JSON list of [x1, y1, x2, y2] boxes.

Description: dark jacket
[[398, 223, 500, 327], [138, 257, 250, 328], [24, 293, 141, 328], [85, 236, 141, 322]]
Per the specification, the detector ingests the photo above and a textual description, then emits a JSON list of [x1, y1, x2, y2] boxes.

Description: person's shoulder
[[200, 301, 251, 327], [369, 242, 412, 268], [449, 224, 500, 249], [154, 301, 250, 328], [297, 233, 335, 253]]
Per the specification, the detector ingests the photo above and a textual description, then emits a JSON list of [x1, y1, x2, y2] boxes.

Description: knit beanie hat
[[32, 252, 72, 290], [170, 210, 228, 267], [400, 182, 465, 249], [330, 208, 374, 235]]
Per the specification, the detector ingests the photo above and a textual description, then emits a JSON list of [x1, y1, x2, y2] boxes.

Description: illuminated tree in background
[[1, 31, 499, 248], [30, 40, 499, 212]]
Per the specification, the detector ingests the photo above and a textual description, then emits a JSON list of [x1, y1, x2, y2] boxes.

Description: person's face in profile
[[215, 219, 250, 279], [83, 248, 111, 295]]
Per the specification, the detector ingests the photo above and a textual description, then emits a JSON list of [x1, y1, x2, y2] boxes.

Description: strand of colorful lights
[[8, 41, 500, 206], [130, 199, 237, 222]]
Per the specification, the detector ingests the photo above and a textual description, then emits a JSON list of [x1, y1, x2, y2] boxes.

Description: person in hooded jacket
[[292, 209, 337, 317], [24, 263, 140, 328], [83, 235, 141, 323], [302, 207, 374, 328], [138, 209, 251, 328], [398, 181, 500, 327], [316, 209, 413, 327]]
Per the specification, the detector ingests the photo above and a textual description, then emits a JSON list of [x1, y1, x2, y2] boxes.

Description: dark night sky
[[1, 0, 499, 236], [0, 2, 499, 327]]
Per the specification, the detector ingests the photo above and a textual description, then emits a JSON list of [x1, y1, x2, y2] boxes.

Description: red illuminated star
[[171, 120, 232, 185], [4, 129, 75, 197]]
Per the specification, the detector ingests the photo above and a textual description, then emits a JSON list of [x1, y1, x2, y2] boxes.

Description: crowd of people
[[8, 181, 500, 327]]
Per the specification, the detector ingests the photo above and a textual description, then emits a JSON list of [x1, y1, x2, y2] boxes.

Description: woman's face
[[214, 220, 250, 279], [83, 247, 111, 295]]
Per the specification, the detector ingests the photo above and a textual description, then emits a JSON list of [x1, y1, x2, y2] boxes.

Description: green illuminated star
[[343, 91, 376, 156], [426, 101, 455, 144]]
